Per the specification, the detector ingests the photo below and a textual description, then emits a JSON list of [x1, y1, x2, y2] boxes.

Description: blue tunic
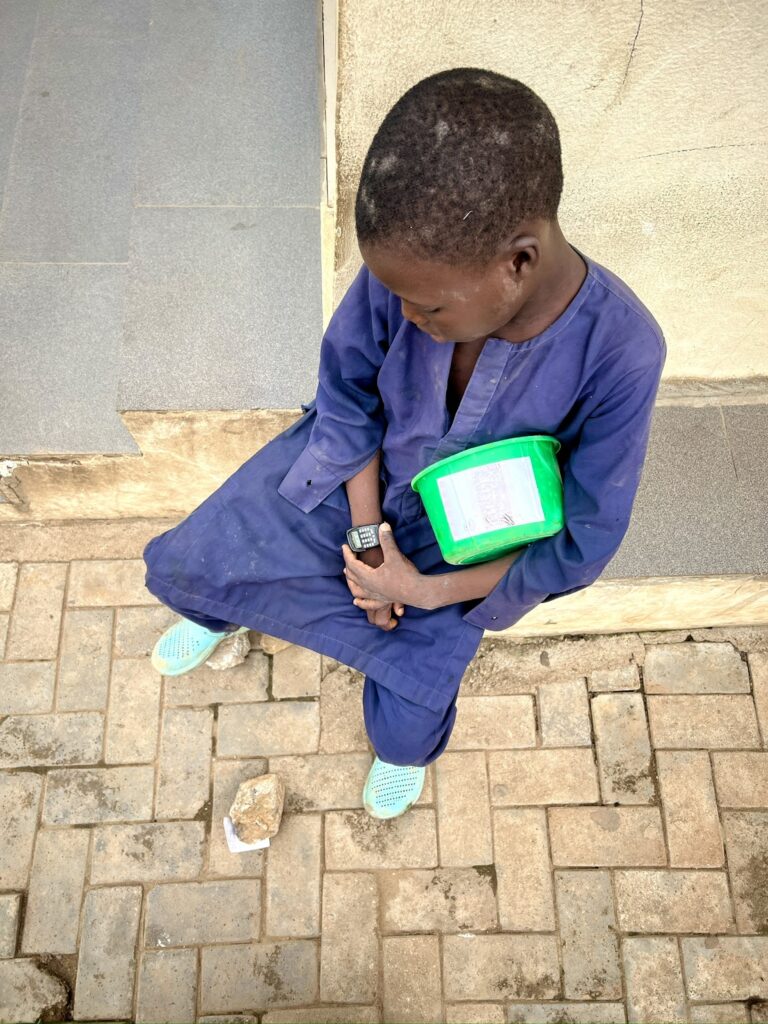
[[144, 250, 665, 713]]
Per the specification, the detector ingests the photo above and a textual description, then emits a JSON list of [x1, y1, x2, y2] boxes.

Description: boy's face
[[360, 241, 534, 345]]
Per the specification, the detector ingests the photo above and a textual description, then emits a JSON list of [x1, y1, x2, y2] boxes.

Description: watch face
[[347, 525, 380, 550]]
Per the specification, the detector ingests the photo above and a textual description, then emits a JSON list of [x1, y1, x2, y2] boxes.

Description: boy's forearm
[[345, 450, 383, 525], [422, 548, 524, 609]]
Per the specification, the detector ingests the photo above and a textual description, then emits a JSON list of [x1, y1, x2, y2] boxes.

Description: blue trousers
[[158, 597, 457, 767]]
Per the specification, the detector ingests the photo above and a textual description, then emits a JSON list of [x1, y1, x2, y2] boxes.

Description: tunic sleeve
[[463, 343, 665, 631], [278, 265, 390, 513]]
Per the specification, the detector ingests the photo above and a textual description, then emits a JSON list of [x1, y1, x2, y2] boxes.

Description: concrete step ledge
[[502, 574, 768, 637]]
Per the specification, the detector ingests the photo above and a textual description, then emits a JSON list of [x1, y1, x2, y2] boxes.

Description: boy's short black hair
[[355, 68, 563, 266]]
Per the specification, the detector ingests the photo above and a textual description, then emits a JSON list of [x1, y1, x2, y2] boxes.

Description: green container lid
[[411, 435, 564, 565]]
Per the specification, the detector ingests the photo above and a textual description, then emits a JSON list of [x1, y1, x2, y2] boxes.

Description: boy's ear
[[496, 234, 541, 283], [510, 235, 541, 276]]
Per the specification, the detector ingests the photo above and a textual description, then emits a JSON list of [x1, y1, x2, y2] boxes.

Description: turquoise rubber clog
[[151, 618, 249, 676], [363, 756, 426, 819]]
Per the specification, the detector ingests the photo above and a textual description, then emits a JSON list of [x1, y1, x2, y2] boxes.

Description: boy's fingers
[[394, 602, 405, 616], [378, 523, 397, 557], [372, 606, 391, 629], [354, 598, 390, 611]]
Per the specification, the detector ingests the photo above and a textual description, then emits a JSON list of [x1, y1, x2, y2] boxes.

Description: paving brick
[[115, 603, 176, 657], [266, 813, 321, 936], [269, 752, 370, 812], [263, 1010, 379, 1024], [442, 934, 560, 1001], [325, 809, 437, 869], [164, 650, 269, 705], [379, 867, 498, 933], [489, 749, 599, 806], [656, 750, 724, 867], [648, 695, 761, 748], [320, 872, 378, 1003], [91, 822, 205, 883], [644, 642, 750, 693], [0, 662, 55, 714], [722, 811, 768, 933], [0, 959, 69, 1023], [691, 626, 768, 652], [5, 562, 67, 659], [218, 701, 320, 758], [683, 936, 768, 1001], [145, 879, 260, 946], [592, 692, 656, 804], [22, 828, 89, 953], [272, 644, 321, 698], [549, 806, 666, 866], [320, 666, 369, 752], [383, 935, 441, 1023], [712, 751, 768, 807], [463, 634, 644, 696], [200, 941, 318, 1014], [208, 757, 268, 877], [136, 948, 197, 1024], [446, 1005, 505, 1024], [156, 707, 212, 818], [588, 663, 641, 692], [623, 936, 686, 1023], [0, 562, 17, 610], [507, 1005, 626, 1023], [615, 869, 733, 933], [322, 654, 341, 676], [555, 869, 621, 1000], [750, 652, 768, 746], [69, 558, 156, 606], [74, 886, 142, 1021], [106, 658, 161, 763], [448, 695, 536, 749], [195, 1018, 259, 1024], [44, 765, 154, 824], [0, 893, 20, 958], [57, 607, 113, 710], [689, 1005, 749, 1023], [317, 663, 368, 753], [436, 752, 492, 866], [0, 613, 7, 658], [493, 808, 554, 931], [537, 679, 591, 746], [0, 772, 42, 888], [0, 711, 103, 768]]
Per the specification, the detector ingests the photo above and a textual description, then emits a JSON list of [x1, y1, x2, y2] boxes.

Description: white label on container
[[436, 456, 545, 542]]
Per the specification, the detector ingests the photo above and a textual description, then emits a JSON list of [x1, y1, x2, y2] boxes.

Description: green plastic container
[[411, 435, 564, 565]]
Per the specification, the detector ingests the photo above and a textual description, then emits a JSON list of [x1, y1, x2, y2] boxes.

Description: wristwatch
[[346, 523, 382, 552]]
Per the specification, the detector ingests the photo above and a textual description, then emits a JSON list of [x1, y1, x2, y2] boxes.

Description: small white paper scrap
[[223, 816, 270, 853]]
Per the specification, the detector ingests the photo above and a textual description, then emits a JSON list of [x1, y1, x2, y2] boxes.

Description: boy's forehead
[[361, 244, 489, 304]]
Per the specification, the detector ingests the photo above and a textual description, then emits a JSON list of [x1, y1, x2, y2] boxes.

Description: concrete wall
[[334, 0, 767, 380]]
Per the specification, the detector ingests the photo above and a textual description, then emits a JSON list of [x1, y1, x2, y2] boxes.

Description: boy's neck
[[494, 222, 587, 344]]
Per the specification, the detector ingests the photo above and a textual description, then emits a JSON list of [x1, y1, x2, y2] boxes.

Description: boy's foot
[[151, 618, 249, 676], [363, 756, 426, 819]]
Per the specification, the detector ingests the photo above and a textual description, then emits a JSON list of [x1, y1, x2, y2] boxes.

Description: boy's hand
[[345, 544, 404, 631], [342, 524, 430, 613]]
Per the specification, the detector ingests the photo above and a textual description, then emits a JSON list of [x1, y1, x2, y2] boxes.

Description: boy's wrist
[[413, 573, 439, 611]]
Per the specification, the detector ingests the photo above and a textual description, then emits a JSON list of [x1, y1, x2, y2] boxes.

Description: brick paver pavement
[[1, 554, 768, 1023]]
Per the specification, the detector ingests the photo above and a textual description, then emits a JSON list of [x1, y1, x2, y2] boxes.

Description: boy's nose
[[401, 300, 426, 327]]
